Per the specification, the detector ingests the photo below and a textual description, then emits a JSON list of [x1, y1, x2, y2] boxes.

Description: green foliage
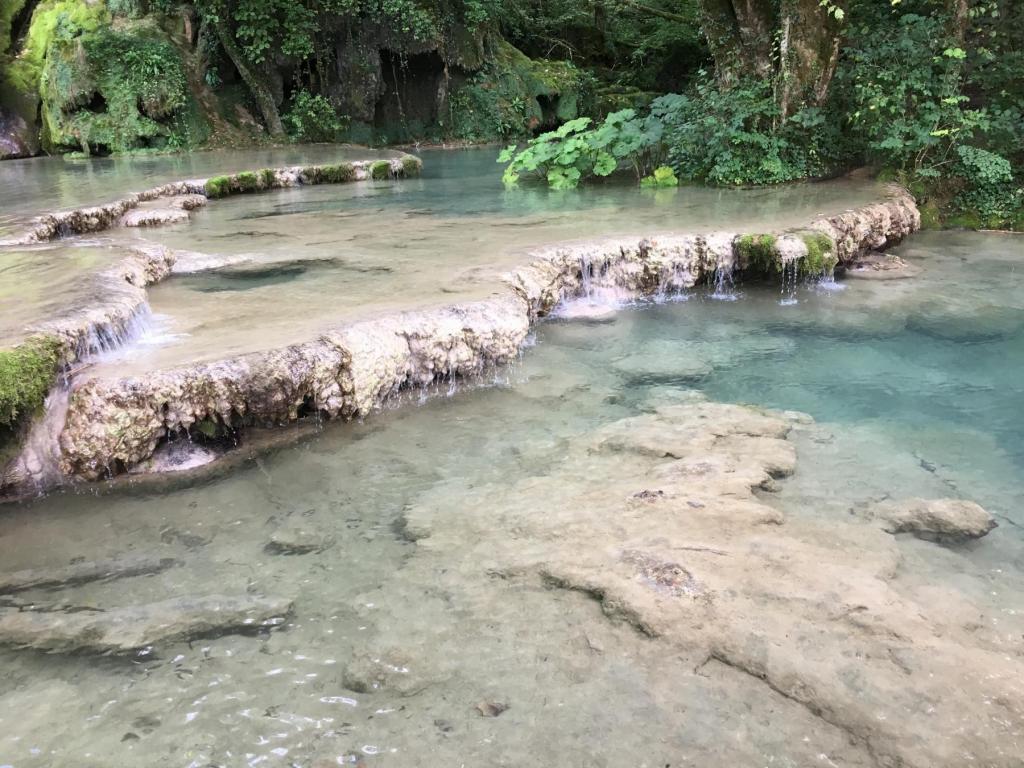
[[400, 155, 422, 176], [234, 170, 260, 191], [318, 163, 356, 183], [838, 10, 985, 178], [284, 90, 347, 142], [656, 80, 841, 186], [447, 40, 594, 143], [6, 0, 109, 93], [0, 337, 62, 429], [499, 109, 665, 189], [37, 23, 192, 153], [641, 166, 679, 188]]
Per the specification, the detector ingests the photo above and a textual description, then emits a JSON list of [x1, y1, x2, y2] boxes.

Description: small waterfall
[[80, 301, 157, 358], [654, 262, 693, 303], [709, 261, 738, 301], [11, 301, 165, 493], [13, 384, 71, 491], [779, 259, 799, 306], [553, 252, 630, 320]]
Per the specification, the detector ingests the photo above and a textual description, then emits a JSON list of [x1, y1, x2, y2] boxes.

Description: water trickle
[[710, 261, 738, 301], [553, 252, 631, 320], [779, 259, 799, 306]]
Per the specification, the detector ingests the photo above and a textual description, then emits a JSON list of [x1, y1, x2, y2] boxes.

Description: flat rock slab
[[265, 526, 334, 555], [0, 554, 180, 594], [867, 497, 997, 542], [844, 252, 922, 280], [121, 208, 190, 228], [0, 594, 292, 655]]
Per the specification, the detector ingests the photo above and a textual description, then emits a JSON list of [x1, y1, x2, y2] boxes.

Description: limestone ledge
[[53, 186, 920, 481], [6, 154, 423, 245]]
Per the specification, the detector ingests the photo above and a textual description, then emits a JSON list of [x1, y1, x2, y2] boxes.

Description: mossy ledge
[[25, 186, 919, 488], [0, 337, 63, 429], [7, 153, 423, 244]]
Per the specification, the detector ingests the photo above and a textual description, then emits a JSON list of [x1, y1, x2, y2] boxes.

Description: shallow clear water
[[0, 145, 402, 347], [93, 148, 886, 373], [0, 145, 400, 234], [0, 223, 1021, 766]]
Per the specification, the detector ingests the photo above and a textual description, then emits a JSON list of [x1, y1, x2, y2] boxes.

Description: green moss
[[318, 162, 356, 183], [400, 155, 422, 177], [6, 0, 109, 94], [0, 0, 28, 59], [0, 336, 63, 429], [945, 211, 983, 230], [447, 40, 594, 142], [919, 200, 942, 229], [193, 417, 220, 440], [38, 23, 192, 154], [799, 232, 837, 275], [736, 234, 780, 274], [259, 168, 277, 187], [233, 171, 259, 192], [369, 160, 392, 181], [205, 175, 231, 198]]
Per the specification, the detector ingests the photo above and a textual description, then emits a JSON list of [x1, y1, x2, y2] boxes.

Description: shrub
[[284, 90, 346, 142]]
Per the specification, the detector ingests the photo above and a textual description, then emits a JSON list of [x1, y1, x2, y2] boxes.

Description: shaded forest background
[[0, 0, 1021, 227]]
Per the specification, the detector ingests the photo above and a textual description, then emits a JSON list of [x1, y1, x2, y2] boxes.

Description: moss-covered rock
[[204, 175, 232, 199], [736, 234, 781, 274], [798, 232, 837, 275], [447, 40, 595, 142], [0, 336, 63, 430], [369, 160, 392, 180]]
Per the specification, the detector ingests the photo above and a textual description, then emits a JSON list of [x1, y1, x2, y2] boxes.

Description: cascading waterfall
[[13, 300, 164, 490], [553, 252, 631, 319]]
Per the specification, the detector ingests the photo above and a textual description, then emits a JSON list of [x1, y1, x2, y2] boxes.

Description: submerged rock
[[907, 301, 1024, 342], [343, 648, 446, 696], [866, 497, 997, 542], [0, 554, 180, 594], [0, 594, 292, 655], [265, 526, 333, 555], [844, 251, 922, 280], [397, 398, 1019, 767]]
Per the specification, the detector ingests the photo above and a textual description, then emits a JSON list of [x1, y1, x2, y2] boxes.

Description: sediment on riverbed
[[1, 184, 919, 492]]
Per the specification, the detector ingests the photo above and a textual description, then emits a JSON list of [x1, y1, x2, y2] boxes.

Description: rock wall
[[35, 185, 920, 485]]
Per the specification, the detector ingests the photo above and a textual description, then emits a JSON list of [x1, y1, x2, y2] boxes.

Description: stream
[[0, 147, 1022, 767]]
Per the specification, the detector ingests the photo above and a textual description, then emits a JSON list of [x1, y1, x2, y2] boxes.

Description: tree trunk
[[697, 0, 844, 115], [777, 0, 845, 118], [697, 0, 775, 87], [212, 18, 284, 137]]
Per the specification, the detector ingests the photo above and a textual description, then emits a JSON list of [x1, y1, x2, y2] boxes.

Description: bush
[[655, 79, 843, 186], [498, 109, 665, 190], [284, 90, 346, 142]]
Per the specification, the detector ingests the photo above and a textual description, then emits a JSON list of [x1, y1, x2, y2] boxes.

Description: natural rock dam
[[0, 148, 917, 492]]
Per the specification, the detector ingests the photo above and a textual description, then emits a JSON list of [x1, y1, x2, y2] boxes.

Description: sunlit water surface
[[0, 220, 1022, 765]]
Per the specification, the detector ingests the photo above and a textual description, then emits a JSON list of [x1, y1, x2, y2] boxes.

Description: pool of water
[[0, 226, 1021, 766], [91, 148, 886, 374], [0, 145, 401, 235]]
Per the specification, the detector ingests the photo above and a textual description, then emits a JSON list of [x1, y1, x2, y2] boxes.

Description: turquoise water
[[0, 148, 1022, 766]]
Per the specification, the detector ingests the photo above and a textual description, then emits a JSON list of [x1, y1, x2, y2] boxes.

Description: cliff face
[[0, 1, 592, 159]]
